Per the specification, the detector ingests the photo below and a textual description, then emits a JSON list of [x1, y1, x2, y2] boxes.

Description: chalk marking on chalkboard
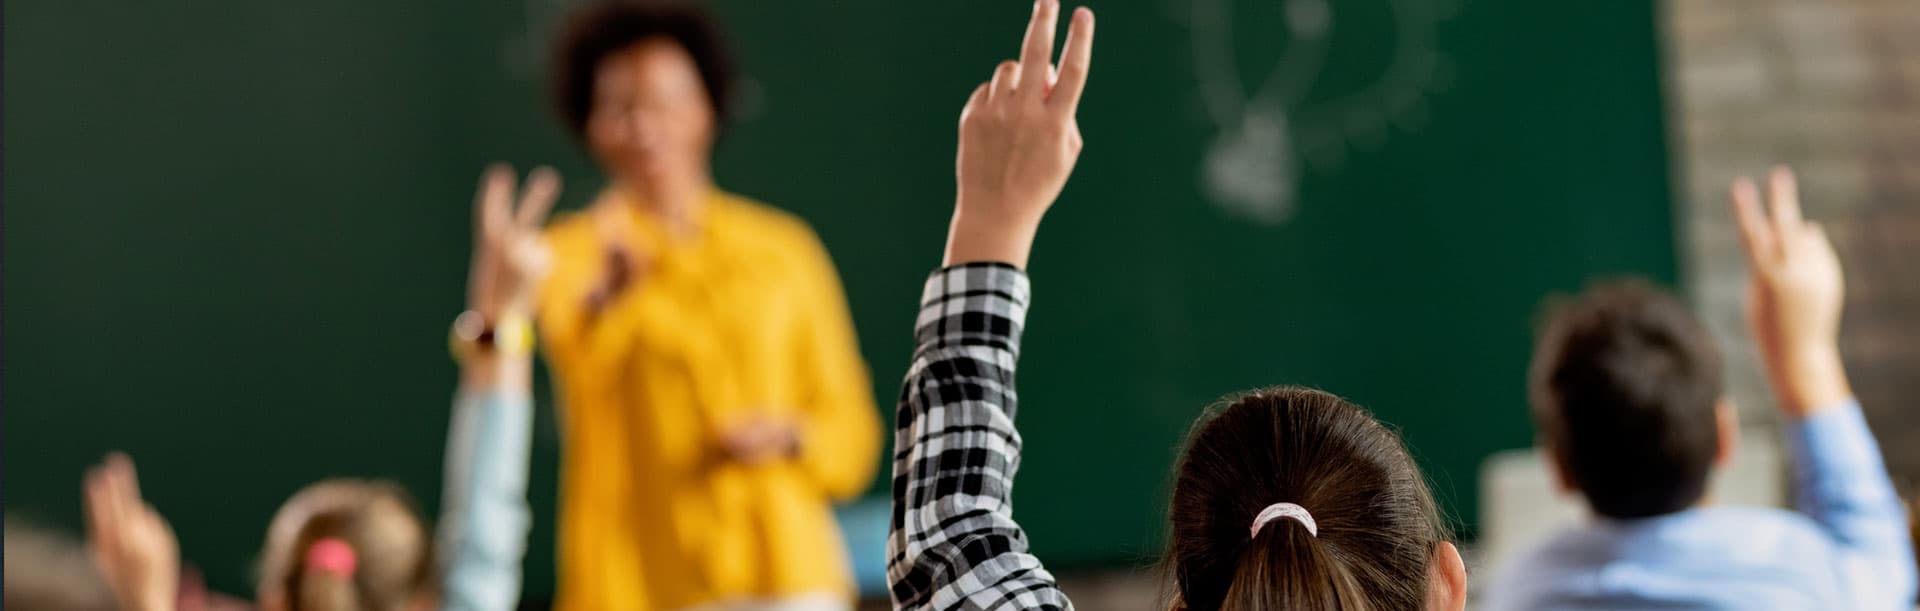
[[1189, 0, 1455, 224]]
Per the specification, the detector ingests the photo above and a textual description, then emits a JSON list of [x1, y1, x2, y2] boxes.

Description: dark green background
[[5, 0, 1675, 599]]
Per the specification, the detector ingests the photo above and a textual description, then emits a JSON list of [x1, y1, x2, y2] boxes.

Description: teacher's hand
[[719, 417, 800, 466]]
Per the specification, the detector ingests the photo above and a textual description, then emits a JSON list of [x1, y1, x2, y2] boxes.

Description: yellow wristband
[[450, 311, 535, 360]]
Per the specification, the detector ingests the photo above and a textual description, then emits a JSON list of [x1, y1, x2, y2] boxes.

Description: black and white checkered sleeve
[[887, 263, 1071, 611]]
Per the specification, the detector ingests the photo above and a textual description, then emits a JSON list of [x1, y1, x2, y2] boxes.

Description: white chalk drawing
[[1186, 0, 1456, 224]]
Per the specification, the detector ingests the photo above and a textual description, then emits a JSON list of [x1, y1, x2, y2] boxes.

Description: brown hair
[[1165, 387, 1450, 611], [257, 480, 435, 611], [1529, 279, 1723, 519]]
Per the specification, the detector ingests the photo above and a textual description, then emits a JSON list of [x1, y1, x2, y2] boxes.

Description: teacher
[[531, 2, 880, 610]]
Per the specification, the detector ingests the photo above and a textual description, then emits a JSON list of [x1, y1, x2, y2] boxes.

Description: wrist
[[459, 353, 532, 392], [944, 209, 1040, 268], [1766, 342, 1852, 418], [451, 311, 535, 392]]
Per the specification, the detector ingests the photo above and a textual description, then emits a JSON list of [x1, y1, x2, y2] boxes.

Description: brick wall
[[1667, 0, 1920, 488]]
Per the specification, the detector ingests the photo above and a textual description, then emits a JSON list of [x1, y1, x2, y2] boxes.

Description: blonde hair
[[257, 480, 435, 611]]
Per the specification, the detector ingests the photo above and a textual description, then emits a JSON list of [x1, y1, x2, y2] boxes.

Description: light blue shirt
[[1485, 401, 1916, 611], [437, 390, 534, 611]]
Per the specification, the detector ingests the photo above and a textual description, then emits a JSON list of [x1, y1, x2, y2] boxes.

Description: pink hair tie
[[1249, 502, 1318, 539], [304, 538, 358, 577]]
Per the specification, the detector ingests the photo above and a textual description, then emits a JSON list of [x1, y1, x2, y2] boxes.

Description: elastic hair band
[[1250, 502, 1318, 539], [304, 538, 358, 577]]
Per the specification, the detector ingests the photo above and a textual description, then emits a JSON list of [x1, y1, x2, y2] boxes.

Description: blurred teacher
[[528, 2, 880, 610]]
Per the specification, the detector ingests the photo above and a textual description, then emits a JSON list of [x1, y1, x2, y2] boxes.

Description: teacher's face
[[586, 38, 715, 202]]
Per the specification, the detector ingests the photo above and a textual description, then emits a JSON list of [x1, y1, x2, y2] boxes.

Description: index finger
[[515, 166, 562, 228], [477, 164, 515, 239], [1767, 165, 1803, 235], [84, 466, 115, 546], [1048, 7, 1095, 114], [1730, 176, 1776, 269], [106, 452, 142, 503], [1019, 0, 1062, 91]]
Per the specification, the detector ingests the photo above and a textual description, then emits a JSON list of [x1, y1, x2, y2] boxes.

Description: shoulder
[[541, 209, 600, 252], [711, 191, 834, 259], [714, 192, 822, 243], [1489, 525, 1602, 585], [1495, 509, 1846, 581]]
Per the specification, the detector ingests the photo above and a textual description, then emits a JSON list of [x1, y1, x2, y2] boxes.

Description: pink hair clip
[[304, 538, 358, 577]]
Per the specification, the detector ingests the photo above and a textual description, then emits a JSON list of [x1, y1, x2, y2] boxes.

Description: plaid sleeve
[[887, 263, 1071, 611]]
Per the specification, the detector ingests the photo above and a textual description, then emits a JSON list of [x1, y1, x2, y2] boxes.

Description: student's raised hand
[[84, 453, 179, 611], [945, 0, 1095, 268], [1730, 166, 1852, 417], [468, 164, 561, 320]]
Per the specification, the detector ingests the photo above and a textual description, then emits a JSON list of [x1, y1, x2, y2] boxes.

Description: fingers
[[988, 60, 1020, 102], [1019, 0, 1061, 91], [1804, 221, 1839, 263], [478, 164, 515, 241], [515, 166, 562, 229], [960, 82, 990, 124], [1049, 7, 1095, 115], [1730, 176, 1776, 269], [108, 452, 143, 507], [85, 464, 116, 553], [1768, 166, 1803, 240]]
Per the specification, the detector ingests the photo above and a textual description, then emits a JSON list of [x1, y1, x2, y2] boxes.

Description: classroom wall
[[1666, 0, 1920, 485]]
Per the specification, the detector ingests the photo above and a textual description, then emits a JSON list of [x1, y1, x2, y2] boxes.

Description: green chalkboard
[[5, 0, 1674, 598]]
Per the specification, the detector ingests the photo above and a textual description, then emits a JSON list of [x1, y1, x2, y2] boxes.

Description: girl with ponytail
[[886, 3, 1468, 609]]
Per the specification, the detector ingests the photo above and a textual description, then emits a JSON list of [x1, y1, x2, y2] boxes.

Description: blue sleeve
[[437, 390, 535, 611], [1785, 400, 1917, 610]]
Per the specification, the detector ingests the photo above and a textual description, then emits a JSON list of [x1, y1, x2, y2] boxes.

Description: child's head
[[1164, 387, 1465, 611], [1529, 279, 1731, 519], [256, 479, 436, 611]]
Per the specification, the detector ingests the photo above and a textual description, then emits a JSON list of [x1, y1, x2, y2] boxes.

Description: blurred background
[[5, 0, 1915, 608]]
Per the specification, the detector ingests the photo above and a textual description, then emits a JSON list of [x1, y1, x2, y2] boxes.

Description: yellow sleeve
[[787, 226, 882, 500]]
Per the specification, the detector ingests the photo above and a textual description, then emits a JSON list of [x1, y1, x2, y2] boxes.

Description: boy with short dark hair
[[1486, 168, 1916, 610]]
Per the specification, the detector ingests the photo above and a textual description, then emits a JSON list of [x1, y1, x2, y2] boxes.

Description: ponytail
[[1222, 521, 1365, 609], [297, 538, 360, 611], [1165, 387, 1448, 611]]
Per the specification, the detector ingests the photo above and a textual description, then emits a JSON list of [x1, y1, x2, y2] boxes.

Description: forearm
[[887, 263, 1066, 610], [459, 353, 531, 394], [440, 358, 535, 611], [794, 394, 882, 500], [1762, 343, 1853, 419], [1784, 400, 1916, 606]]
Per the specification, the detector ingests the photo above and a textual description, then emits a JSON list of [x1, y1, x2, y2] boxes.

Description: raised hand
[[945, 0, 1095, 268], [468, 164, 562, 320], [84, 453, 179, 611], [1730, 166, 1852, 417]]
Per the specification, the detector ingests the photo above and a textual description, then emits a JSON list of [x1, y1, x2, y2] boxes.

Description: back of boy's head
[[1165, 386, 1447, 611], [257, 479, 435, 611], [1529, 279, 1724, 519]]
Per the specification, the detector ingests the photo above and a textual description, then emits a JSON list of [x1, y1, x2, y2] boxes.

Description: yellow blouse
[[536, 188, 881, 611]]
